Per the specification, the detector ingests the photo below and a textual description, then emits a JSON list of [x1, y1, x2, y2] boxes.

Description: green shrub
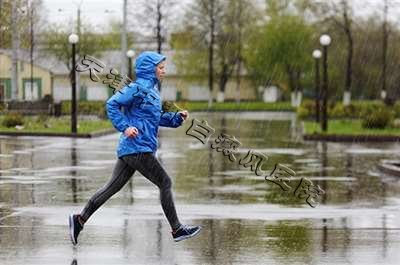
[[394, 102, 400, 118], [297, 106, 310, 120], [296, 100, 315, 120], [329, 104, 345, 118], [362, 107, 394, 129], [61, 101, 105, 116], [297, 100, 397, 119], [357, 102, 385, 117], [301, 100, 315, 112], [327, 103, 358, 119], [36, 114, 49, 123], [344, 104, 357, 117], [97, 107, 108, 119], [2, 113, 25, 127]]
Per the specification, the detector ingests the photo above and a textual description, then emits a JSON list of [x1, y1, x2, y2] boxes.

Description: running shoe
[[172, 224, 202, 242], [69, 214, 83, 245]]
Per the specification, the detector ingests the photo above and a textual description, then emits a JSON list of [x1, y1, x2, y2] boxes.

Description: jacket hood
[[135, 51, 166, 83]]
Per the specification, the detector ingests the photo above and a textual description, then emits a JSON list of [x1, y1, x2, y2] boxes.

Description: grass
[[176, 101, 294, 112], [304, 120, 400, 136], [0, 116, 113, 134]]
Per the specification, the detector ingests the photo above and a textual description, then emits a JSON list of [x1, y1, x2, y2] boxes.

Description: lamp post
[[126, 50, 135, 81], [312, 49, 322, 123], [69, 33, 79, 134], [320, 34, 331, 132]]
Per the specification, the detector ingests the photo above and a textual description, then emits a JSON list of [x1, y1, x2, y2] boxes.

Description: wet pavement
[[1, 111, 400, 265]]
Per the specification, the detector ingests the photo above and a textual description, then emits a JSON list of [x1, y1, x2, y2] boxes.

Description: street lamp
[[312, 49, 322, 123], [69, 33, 79, 134], [319, 34, 331, 132], [126, 49, 135, 81]]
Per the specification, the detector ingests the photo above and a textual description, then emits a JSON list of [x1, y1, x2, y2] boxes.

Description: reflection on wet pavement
[[1, 112, 400, 264]]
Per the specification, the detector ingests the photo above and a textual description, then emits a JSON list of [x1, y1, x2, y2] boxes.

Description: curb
[[189, 109, 295, 112], [303, 134, 400, 142]]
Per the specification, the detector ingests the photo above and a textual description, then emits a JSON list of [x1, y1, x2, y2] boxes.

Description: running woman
[[69, 51, 201, 245]]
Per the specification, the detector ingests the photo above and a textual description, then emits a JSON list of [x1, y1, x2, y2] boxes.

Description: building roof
[[0, 48, 69, 75], [0, 47, 246, 77], [0, 47, 178, 77]]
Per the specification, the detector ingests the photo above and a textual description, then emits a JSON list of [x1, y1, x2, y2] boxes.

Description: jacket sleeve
[[106, 85, 136, 133], [159, 111, 184, 128]]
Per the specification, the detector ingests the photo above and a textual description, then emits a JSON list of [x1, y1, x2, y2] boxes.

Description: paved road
[[0, 112, 400, 264]]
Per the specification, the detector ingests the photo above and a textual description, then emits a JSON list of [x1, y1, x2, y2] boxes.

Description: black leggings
[[80, 152, 182, 231]]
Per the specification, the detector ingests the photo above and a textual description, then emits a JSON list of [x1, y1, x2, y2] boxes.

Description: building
[[0, 48, 258, 103], [0, 49, 53, 102]]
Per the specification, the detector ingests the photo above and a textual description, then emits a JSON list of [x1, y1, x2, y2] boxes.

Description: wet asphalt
[[0, 112, 400, 265]]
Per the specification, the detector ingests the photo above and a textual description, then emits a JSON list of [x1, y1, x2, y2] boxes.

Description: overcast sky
[[42, 0, 192, 32], [43, 0, 400, 32]]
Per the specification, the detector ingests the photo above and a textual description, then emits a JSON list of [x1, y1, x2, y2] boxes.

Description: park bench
[[6, 100, 54, 115]]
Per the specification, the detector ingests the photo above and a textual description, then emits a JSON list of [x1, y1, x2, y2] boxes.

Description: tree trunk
[[11, 0, 19, 101], [293, 69, 303, 107], [382, 0, 389, 104], [208, 0, 215, 108], [30, 2, 34, 101], [235, 0, 242, 104], [342, 0, 353, 106], [156, 0, 163, 92], [121, 0, 128, 76], [0, 0, 2, 48], [344, 28, 353, 106], [156, 0, 163, 54], [218, 63, 229, 102], [286, 65, 297, 107]]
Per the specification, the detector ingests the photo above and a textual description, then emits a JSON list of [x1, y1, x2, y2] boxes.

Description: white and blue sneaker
[[171, 224, 202, 242]]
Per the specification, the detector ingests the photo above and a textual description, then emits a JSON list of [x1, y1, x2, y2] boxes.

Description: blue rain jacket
[[106, 51, 184, 158]]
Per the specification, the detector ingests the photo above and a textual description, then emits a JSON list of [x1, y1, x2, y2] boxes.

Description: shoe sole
[[174, 226, 202, 242], [69, 214, 77, 245]]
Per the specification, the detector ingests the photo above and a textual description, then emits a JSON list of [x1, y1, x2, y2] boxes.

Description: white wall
[[87, 85, 108, 101], [53, 85, 71, 102], [263, 86, 281, 103], [188, 85, 210, 101], [160, 85, 177, 101]]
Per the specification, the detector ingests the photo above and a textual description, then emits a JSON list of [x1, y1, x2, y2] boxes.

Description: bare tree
[[235, 0, 242, 104], [128, 0, 176, 93], [129, 0, 176, 53], [216, 0, 258, 103], [311, 0, 354, 106], [0, 1, 3, 48], [339, 0, 354, 107], [26, 0, 43, 101], [155, 0, 165, 53], [0, 1, 11, 48], [207, 0, 216, 106], [381, 0, 389, 102], [178, 0, 224, 107], [380, 0, 399, 105], [172, 0, 260, 104]]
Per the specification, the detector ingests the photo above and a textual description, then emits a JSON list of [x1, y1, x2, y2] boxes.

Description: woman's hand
[[124, 127, 139, 138], [179, 110, 189, 122]]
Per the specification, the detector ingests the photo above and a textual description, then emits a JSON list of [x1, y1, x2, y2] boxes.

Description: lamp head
[[68, 34, 79, 44], [126, 50, 135, 58], [312, 49, 322, 59], [320, 34, 331, 46]]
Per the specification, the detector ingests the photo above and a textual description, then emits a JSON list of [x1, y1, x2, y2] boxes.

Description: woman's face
[[156, 61, 166, 81]]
